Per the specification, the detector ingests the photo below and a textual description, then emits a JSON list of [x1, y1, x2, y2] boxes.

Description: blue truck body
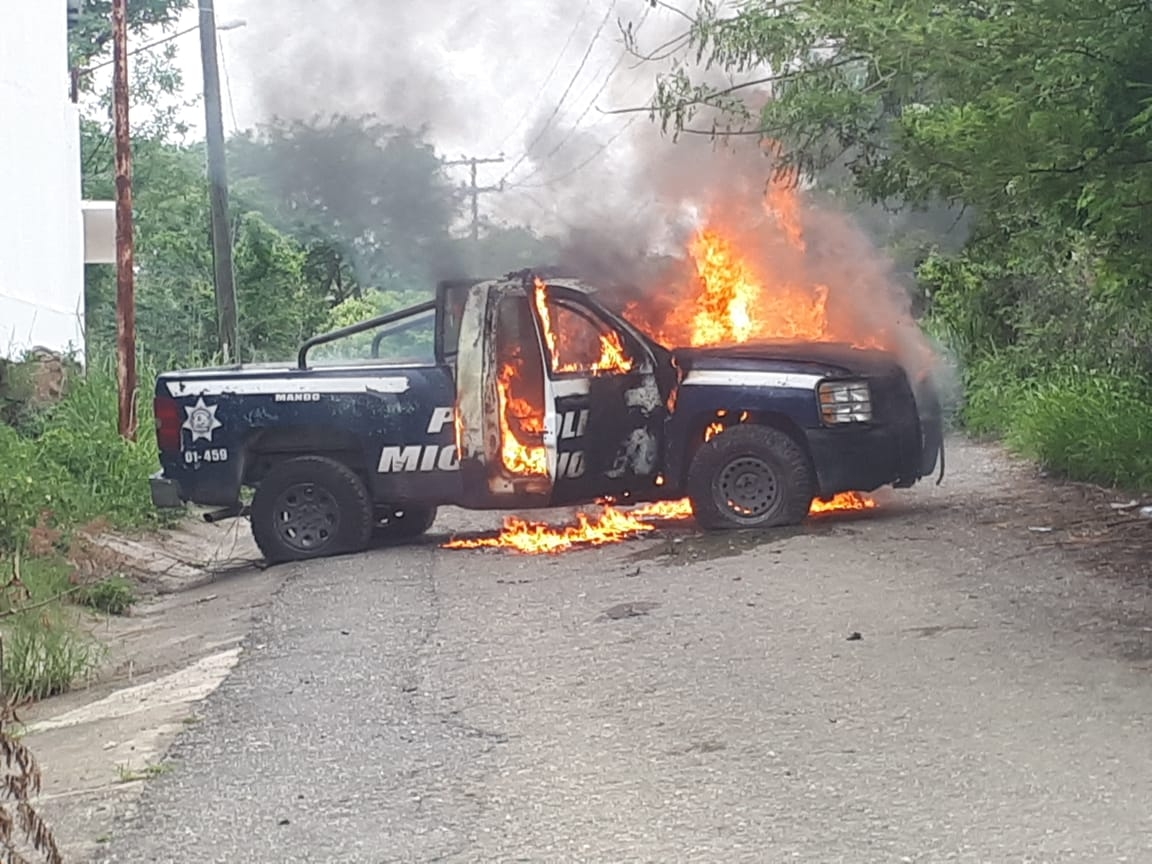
[[150, 272, 943, 562]]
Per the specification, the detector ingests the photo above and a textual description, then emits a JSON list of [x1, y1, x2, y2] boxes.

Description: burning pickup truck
[[150, 269, 943, 563]]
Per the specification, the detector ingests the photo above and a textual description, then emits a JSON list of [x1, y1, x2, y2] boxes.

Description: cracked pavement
[[96, 439, 1152, 863]]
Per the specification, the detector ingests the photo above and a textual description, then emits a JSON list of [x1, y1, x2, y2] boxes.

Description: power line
[[510, 114, 640, 190], [494, 0, 595, 153], [510, 5, 651, 188], [498, 0, 618, 187], [216, 34, 239, 134]]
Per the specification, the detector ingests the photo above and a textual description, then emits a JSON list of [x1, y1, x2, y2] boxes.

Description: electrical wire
[[509, 4, 651, 187], [510, 113, 640, 190], [498, 0, 619, 186], [217, 34, 239, 134], [494, 0, 595, 153]]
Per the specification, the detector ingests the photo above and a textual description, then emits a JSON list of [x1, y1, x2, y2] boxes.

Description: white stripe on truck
[[165, 376, 411, 397], [680, 369, 824, 390]]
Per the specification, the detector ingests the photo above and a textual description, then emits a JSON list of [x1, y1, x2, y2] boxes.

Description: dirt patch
[[941, 442, 1152, 589]]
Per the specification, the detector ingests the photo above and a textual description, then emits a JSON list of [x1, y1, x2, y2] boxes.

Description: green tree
[[651, 0, 1152, 293], [228, 115, 462, 295], [233, 212, 328, 361], [68, 0, 191, 68], [645, 1, 1152, 485]]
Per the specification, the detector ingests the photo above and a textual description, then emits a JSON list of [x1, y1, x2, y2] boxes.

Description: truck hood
[[673, 340, 906, 379]]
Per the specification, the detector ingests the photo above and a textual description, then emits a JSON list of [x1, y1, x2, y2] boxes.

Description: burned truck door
[[530, 281, 668, 506], [454, 279, 559, 508]]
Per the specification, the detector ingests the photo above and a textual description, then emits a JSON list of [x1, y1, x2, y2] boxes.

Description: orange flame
[[809, 491, 877, 514], [443, 506, 656, 554], [533, 278, 560, 365], [585, 328, 633, 374], [622, 176, 893, 351], [657, 226, 830, 348], [496, 363, 547, 476], [443, 492, 876, 554], [456, 171, 885, 555], [630, 499, 693, 520], [534, 277, 633, 374]]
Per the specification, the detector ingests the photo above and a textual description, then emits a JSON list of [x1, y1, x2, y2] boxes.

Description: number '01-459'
[[185, 448, 229, 464]]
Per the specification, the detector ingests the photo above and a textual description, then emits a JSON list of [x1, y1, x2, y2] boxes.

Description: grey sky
[[170, 0, 713, 231]]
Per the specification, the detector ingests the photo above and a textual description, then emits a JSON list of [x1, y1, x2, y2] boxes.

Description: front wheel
[[251, 455, 374, 563], [687, 425, 813, 530]]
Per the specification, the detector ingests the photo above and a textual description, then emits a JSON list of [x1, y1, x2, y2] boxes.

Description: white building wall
[[0, 3, 86, 359]]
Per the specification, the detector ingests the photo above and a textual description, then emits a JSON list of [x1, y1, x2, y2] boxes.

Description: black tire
[[374, 504, 438, 542], [250, 455, 374, 563], [687, 424, 813, 530]]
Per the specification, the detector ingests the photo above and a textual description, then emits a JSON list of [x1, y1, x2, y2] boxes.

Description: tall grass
[[0, 356, 165, 702], [961, 353, 1152, 490], [0, 357, 169, 550]]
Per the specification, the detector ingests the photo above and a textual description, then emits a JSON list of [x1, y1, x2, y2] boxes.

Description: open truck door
[[527, 278, 672, 507], [453, 277, 559, 509]]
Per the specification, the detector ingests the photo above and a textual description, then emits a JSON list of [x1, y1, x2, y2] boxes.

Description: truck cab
[[151, 270, 942, 562]]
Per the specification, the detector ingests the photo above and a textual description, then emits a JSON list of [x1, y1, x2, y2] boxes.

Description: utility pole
[[112, 0, 137, 441], [444, 156, 505, 241], [199, 0, 239, 362]]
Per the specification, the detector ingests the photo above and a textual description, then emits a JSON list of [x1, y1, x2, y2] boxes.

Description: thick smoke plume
[[233, 0, 960, 394]]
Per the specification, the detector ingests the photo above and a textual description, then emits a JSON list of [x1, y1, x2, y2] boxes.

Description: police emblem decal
[[183, 397, 222, 443]]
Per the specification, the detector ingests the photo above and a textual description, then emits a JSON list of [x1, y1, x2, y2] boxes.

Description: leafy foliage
[[0, 361, 167, 552], [78, 576, 136, 616], [650, 0, 1152, 489], [68, 0, 191, 68]]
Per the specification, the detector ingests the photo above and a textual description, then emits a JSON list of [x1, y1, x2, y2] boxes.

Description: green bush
[[35, 362, 164, 529], [1, 607, 103, 702], [78, 576, 136, 616], [962, 357, 1152, 490], [0, 359, 169, 552], [0, 427, 74, 550], [1006, 371, 1152, 490]]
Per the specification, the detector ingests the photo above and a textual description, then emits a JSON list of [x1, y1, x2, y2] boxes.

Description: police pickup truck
[[150, 270, 943, 563]]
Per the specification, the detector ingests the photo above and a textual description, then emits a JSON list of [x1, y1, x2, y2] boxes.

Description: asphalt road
[[98, 439, 1152, 863]]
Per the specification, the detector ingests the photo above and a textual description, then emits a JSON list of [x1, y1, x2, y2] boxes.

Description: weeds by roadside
[[115, 762, 172, 784], [0, 554, 104, 703], [0, 356, 162, 703], [960, 352, 1152, 491], [0, 357, 176, 553]]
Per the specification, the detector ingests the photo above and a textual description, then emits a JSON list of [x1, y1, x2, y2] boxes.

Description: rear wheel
[[251, 455, 373, 563], [687, 425, 813, 530], [374, 504, 437, 542]]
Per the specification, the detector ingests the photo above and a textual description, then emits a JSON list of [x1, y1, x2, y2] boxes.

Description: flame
[[658, 226, 830, 348], [809, 491, 877, 514], [586, 328, 633, 373], [534, 277, 633, 374], [443, 492, 876, 555], [631, 499, 694, 519], [621, 176, 893, 351], [443, 506, 656, 554], [533, 279, 560, 365], [496, 363, 547, 476], [451, 170, 887, 555]]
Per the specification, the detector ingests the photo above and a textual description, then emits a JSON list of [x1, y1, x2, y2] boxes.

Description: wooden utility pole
[[112, 0, 137, 440], [444, 156, 505, 241], [199, 0, 239, 362]]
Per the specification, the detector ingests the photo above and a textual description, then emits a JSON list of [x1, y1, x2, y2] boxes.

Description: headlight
[[818, 380, 872, 424]]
